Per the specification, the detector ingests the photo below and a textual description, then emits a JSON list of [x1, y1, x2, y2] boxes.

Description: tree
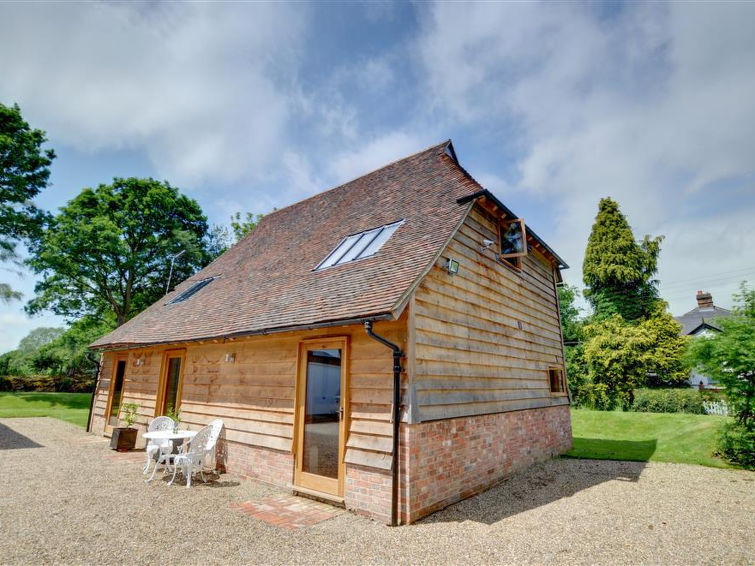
[[0, 326, 64, 376], [230, 211, 263, 242], [583, 198, 662, 322], [581, 306, 689, 409], [557, 283, 583, 344], [33, 315, 116, 378], [582, 315, 650, 409], [687, 284, 755, 468], [0, 102, 56, 302], [26, 178, 210, 326]]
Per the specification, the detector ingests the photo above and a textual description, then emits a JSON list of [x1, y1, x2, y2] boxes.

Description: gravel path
[[1, 417, 753, 565]]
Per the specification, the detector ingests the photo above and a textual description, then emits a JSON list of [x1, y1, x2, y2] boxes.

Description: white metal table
[[144, 430, 197, 483]]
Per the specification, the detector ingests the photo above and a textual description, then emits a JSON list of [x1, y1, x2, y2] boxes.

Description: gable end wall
[[410, 204, 569, 422]]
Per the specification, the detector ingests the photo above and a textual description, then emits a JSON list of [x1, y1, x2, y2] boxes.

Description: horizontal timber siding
[[411, 204, 568, 422], [91, 317, 406, 472]]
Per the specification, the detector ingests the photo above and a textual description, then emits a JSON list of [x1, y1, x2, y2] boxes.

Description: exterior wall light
[[445, 258, 460, 276], [135, 354, 146, 366], [224, 353, 236, 363]]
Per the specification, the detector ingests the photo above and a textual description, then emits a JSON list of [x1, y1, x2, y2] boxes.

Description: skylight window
[[315, 221, 403, 271], [167, 277, 215, 304]]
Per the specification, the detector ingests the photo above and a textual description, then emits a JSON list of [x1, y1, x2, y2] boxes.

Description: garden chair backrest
[[207, 419, 224, 451], [148, 416, 174, 433], [187, 425, 214, 457]]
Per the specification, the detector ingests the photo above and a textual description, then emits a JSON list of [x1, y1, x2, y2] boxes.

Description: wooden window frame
[[499, 218, 528, 270], [104, 354, 129, 433], [155, 348, 186, 417], [548, 366, 567, 396], [293, 336, 350, 499]]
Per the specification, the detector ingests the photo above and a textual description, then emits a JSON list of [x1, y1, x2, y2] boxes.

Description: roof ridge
[[248, 140, 451, 228]]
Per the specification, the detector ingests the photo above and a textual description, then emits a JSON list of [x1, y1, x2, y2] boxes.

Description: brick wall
[[400, 405, 572, 523], [223, 439, 294, 488], [344, 464, 392, 524]]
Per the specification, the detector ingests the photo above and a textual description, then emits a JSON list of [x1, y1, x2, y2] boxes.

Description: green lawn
[[568, 408, 732, 468], [0, 392, 93, 428]]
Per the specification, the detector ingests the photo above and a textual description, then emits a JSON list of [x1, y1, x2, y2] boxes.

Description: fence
[[703, 400, 729, 416]]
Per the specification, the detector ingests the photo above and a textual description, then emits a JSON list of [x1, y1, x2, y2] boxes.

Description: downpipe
[[364, 320, 404, 526]]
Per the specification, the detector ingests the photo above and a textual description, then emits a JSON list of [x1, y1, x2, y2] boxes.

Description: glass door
[[295, 337, 348, 497], [158, 349, 185, 416], [105, 356, 128, 432]]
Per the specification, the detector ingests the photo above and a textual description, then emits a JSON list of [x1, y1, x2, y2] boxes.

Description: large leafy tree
[[583, 198, 662, 321], [26, 178, 210, 326], [687, 284, 755, 468], [0, 102, 56, 302], [0, 326, 64, 376], [33, 315, 116, 378], [557, 283, 583, 344]]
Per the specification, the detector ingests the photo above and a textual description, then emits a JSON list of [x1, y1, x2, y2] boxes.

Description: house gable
[[407, 201, 567, 423]]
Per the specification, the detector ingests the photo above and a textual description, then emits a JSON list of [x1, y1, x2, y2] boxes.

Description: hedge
[[630, 388, 713, 415], [0, 374, 94, 393]]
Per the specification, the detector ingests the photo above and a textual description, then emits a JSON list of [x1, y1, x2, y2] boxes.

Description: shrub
[[718, 422, 755, 469], [631, 388, 705, 414]]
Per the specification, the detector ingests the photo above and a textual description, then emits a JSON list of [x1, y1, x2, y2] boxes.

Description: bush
[[631, 388, 705, 414], [718, 422, 755, 469]]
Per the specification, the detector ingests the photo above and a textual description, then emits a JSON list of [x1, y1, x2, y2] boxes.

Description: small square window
[[548, 368, 565, 394], [499, 219, 528, 269]]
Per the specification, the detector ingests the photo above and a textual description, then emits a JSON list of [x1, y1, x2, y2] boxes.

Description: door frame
[[293, 336, 350, 498], [104, 354, 129, 434], [155, 348, 186, 417]]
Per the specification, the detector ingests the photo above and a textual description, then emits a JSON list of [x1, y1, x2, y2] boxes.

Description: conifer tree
[[582, 198, 662, 322]]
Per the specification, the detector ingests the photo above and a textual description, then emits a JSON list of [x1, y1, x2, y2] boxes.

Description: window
[[549, 367, 566, 394], [315, 220, 403, 270], [167, 277, 214, 304], [499, 218, 528, 269]]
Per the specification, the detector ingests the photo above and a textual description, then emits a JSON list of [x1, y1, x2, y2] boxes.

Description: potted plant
[[165, 405, 182, 433], [109, 402, 140, 451]]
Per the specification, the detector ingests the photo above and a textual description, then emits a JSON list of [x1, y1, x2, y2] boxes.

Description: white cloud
[[0, 2, 306, 187], [417, 1, 755, 314], [328, 131, 430, 185]]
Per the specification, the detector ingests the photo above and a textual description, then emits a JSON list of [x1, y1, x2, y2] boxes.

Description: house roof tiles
[[91, 140, 565, 349]]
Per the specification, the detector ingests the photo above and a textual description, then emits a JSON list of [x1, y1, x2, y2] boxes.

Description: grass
[[0, 392, 93, 428], [568, 408, 733, 468]]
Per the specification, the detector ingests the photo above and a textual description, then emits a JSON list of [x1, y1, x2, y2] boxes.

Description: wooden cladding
[[411, 204, 568, 422], [91, 317, 405, 472]]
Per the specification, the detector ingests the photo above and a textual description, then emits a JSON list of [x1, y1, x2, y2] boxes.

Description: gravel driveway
[[1, 417, 753, 565]]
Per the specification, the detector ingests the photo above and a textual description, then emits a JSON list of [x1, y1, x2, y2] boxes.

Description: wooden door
[[294, 337, 349, 498]]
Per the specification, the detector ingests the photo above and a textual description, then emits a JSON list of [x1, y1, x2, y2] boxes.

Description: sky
[[1, 1, 754, 352]]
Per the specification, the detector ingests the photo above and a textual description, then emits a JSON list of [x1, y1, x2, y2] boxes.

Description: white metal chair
[[169, 419, 224, 488], [143, 416, 175, 475]]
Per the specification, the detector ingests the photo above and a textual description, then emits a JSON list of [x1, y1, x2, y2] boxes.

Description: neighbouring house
[[675, 290, 732, 389], [89, 141, 572, 525]]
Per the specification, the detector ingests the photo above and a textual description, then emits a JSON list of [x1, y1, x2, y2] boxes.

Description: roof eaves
[[457, 190, 569, 269], [89, 311, 395, 352]]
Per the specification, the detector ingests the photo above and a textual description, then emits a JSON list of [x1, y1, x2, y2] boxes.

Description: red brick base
[[223, 440, 294, 487], [400, 405, 572, 523], [344, 464, 392, 524]]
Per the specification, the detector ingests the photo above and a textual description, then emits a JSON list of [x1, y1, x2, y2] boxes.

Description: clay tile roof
[[91, 140, 484, 349]]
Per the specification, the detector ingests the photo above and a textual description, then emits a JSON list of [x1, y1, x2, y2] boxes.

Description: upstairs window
[[315, 221, 403, 271], [167, 277, 215, 304], [499, 218, 528, 269]]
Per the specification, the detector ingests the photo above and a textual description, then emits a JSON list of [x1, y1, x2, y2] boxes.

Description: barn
[[89, 140, 572, 524]]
